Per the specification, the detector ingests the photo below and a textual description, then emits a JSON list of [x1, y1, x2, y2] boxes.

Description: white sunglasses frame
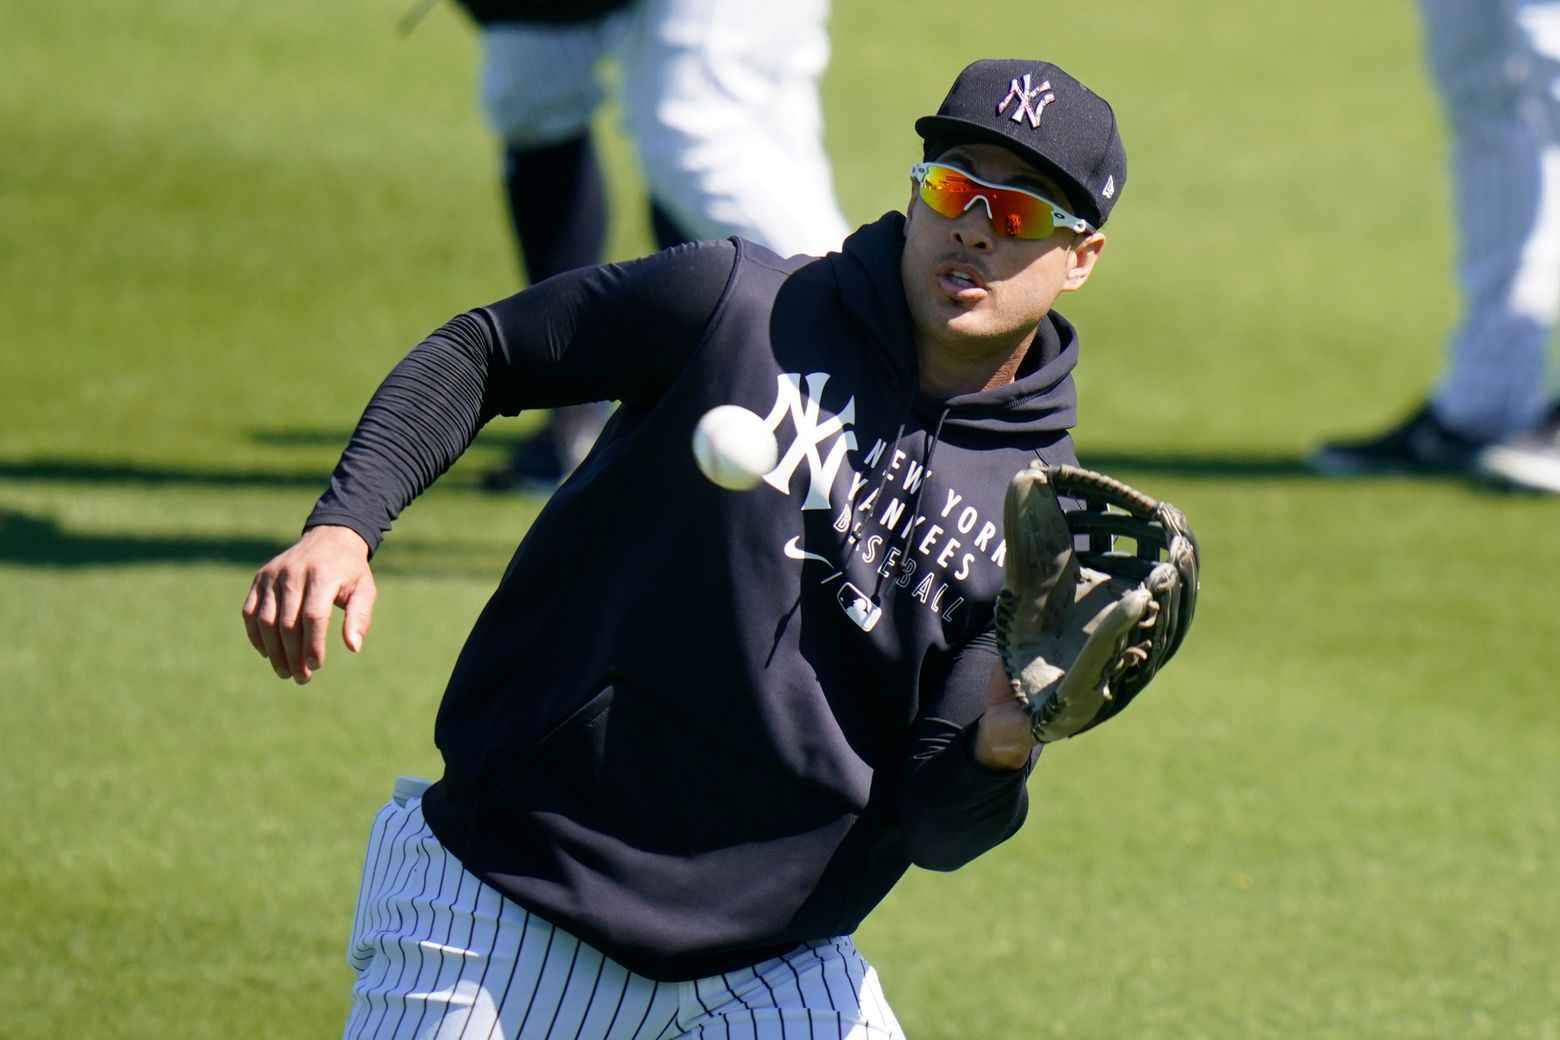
[[910, 161, 1092, 237]]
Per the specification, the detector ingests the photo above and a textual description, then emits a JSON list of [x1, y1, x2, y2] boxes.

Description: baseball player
[[455, 0, 852, 488], [1309, 0, 1560, 492], [243, 58, 1191, 1038]]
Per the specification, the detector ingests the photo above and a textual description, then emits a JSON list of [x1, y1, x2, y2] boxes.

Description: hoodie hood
[[828, 212, 1081, 439]]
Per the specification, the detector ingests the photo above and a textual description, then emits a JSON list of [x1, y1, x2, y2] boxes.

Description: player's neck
[[914, 330, 1034, 398]]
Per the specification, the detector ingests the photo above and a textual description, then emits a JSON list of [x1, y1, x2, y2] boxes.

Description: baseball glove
[[996, 462, 1199, 743]]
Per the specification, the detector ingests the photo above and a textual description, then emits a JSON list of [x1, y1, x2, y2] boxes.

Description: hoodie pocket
[[478, 678, 862, 857]]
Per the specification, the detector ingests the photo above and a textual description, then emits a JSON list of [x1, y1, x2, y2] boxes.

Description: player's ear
[[1060, 232, 1106, 292]]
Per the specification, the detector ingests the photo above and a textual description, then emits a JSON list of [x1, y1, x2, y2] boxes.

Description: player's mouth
[[935, 262, 989, 301]]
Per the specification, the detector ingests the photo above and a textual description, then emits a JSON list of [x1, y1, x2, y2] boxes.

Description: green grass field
[[4, 2, 1558, 1037]]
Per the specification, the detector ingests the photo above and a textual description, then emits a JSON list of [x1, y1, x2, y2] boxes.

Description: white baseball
[[692, 405, 779, 491]]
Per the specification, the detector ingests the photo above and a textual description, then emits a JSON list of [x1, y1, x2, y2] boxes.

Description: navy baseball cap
[[915, 58, 1127, 228]]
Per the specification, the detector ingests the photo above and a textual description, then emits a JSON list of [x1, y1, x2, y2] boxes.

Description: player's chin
[[910, 289, 999, 345], [917, 284, 983, 321], [935, 306, 1003, 341]]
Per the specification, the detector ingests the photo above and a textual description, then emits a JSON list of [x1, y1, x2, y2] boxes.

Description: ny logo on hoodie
[[760, 372, 857, 511]]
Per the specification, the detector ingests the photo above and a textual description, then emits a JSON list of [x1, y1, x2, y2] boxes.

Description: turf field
[[4, 2, 1558, 1036]]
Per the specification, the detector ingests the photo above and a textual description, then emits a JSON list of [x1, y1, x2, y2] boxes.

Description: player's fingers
[[340, 571, 378, 653], [299, 577, 341, 678], [241, 578, 267, 655], [272, 570, 311, 683], [251, 576, 295, 680]]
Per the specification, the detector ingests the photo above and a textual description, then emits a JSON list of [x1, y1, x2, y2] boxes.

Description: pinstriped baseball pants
[[1421, 0, 1560, 437], [342, 779, 906, 1040]]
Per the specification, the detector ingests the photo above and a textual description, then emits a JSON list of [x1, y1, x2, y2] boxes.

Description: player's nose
[[952, 197, 995, 250]]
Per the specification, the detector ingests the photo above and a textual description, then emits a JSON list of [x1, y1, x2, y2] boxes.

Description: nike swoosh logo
[[783, 536, 833, 566]]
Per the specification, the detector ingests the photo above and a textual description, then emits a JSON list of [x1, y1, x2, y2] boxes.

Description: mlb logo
[[837, 582, 882, 632]]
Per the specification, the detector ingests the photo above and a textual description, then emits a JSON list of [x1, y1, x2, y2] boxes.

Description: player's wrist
[[970, 713, 1035, 771], [302, 523, 371, 558]]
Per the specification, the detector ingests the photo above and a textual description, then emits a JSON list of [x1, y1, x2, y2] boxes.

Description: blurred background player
[[1308, 0, 1560, 493], [454, 0, 852, 489]]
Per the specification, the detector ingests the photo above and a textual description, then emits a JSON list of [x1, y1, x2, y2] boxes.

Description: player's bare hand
[[241, 525, 376, 684], [972, 664, 1038, 771]]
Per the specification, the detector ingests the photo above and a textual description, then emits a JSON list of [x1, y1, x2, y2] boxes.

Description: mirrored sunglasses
[[910, 161, 1091, 239]]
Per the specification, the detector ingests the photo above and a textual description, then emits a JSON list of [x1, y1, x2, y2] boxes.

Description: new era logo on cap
[[915, 58, 1127, 228]]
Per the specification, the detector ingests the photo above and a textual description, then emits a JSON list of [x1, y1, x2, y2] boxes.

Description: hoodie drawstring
[[866, 402, 952, 606]]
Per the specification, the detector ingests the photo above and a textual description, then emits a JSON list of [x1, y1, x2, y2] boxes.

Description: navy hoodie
[[308, 213, 1084, 981]]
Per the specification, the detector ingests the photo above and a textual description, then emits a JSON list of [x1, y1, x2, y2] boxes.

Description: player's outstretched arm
[[241, 525, 377, 685], [896, 635, 1039, 872]]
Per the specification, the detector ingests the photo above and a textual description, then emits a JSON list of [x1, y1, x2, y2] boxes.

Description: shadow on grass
[[246, 428, 356, 448], [0, 508, 289, 568], [1076, 451, 1516, 492], [0, 426, 520, 491], [1074, 451, 1315, 479], [0, 507, 516, 575], [0, 455, 503, 492], [0, 458, 333, 490]]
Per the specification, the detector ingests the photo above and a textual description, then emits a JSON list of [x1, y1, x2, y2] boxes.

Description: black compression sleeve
[[304, 240, 738, 553], [897, 627, 1039, 871], [478, 239, 737, 413]]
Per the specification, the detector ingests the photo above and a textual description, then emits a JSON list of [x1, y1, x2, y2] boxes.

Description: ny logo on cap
[[997, 74, 1055, 129]]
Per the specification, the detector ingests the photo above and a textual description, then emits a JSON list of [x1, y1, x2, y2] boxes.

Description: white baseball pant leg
[[342, 778, 907, 1040], [1422, 0, 1560, 437], [616, 0, 851, 257], [478, 17, 629, 148]]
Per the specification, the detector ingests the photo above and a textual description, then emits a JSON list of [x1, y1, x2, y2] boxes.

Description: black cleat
[[1307, 404, 1486, 477]]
